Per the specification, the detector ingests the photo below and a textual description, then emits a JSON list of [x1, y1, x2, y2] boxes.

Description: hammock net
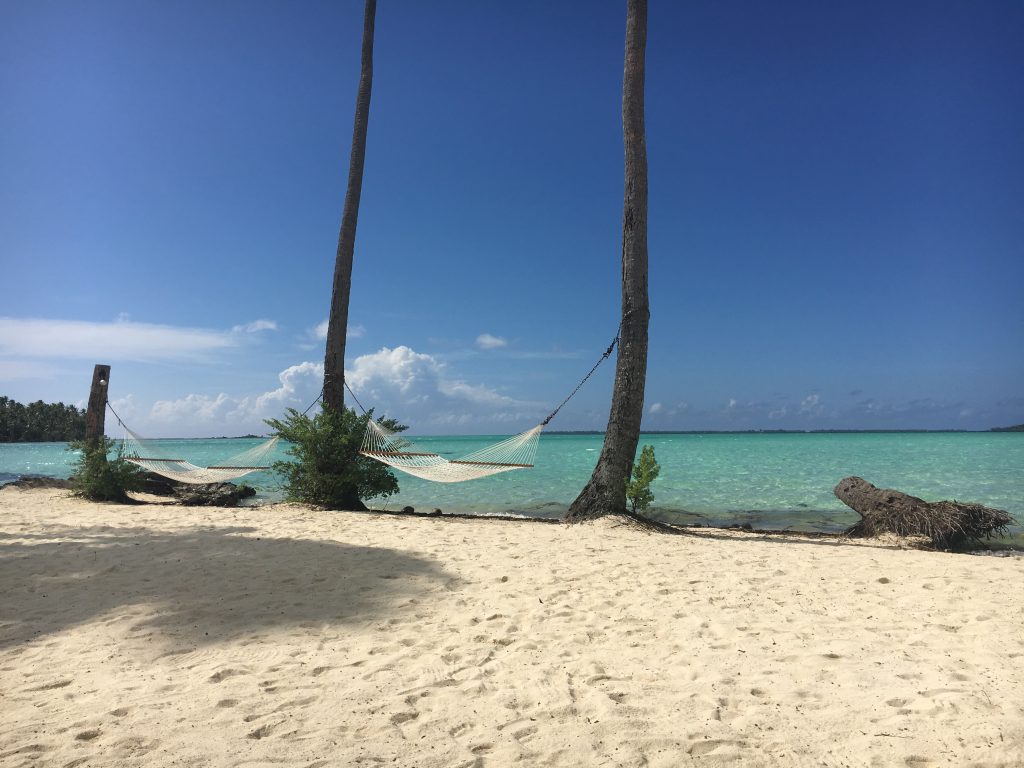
[[360, 419, 543, 483], [122, 427, 279, 485]]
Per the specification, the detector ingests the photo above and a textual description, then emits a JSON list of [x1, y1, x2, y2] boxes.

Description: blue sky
[[1, 0, 1022, 436]]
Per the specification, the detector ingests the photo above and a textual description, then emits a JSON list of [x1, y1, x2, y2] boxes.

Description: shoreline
[[5, 474, 1023, 550], [2, 486, 1023, 766], [3, 432, 1022, 539]]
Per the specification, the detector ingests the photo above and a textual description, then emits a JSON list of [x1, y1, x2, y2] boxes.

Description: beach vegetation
[[1, 396, 87, 442], [626, 444, 660, 514], [266, 405, 404, 511], [69, 437, 144, 502]]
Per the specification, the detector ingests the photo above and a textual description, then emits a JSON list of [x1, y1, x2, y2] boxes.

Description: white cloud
[[346, 346, 537, 427], [108, 394, 138, 423], [136, 342, 539, 434], [151, 393, 236, 425], [648, 402, 663, 414], [232, 319, 278, 334], [252, 362, 324, 413], [0, 317, 237, 362], [475, 333, 508, 350], [148, 362, 325, 432], [799, 394, 824, 416]]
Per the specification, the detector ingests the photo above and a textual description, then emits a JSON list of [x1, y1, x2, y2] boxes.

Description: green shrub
[[626, 444, 660, 514], [69, 437, 145, 502], [266, 405, 405, 510]]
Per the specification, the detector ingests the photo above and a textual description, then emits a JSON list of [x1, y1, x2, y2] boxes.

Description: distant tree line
[[0, 396, 87, 442]]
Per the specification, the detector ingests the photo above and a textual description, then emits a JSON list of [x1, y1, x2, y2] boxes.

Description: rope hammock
[[348, 331, 619, 484], [361, 420, 543, 483], [101, 330, 617, 487], [108, 403, 279, 485]]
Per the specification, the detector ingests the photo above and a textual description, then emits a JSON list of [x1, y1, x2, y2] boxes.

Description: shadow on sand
[[0, 523, 455, 650]]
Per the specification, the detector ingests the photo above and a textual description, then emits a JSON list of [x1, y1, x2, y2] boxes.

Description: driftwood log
[[139, 472, 256, 506], [834, 476, 1014, 550]]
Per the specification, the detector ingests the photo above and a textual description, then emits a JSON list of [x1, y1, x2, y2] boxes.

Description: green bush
[[626, 444, 660, 514], [69, 437, 145, 502], [266, 405, 405, 510]]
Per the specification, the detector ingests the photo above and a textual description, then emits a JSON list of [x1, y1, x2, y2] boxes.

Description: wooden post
[[85, 364, 111, 447]]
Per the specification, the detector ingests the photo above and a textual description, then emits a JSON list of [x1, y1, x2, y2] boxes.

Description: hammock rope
[[346, 330, 619, 483], [106, 401, 279, 485]]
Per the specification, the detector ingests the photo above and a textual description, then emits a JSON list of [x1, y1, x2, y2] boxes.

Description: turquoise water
[[1, 433, 1021, 536]]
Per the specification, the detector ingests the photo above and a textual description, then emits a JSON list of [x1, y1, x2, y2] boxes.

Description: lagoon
[[2, 432, 1020, 535]]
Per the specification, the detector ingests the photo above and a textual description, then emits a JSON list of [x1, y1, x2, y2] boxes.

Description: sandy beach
[[1, 486, 1022, 767]]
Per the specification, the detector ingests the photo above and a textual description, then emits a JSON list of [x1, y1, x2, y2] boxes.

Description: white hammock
[[122, 427, 279, 485], [360, 419, 542, 483]]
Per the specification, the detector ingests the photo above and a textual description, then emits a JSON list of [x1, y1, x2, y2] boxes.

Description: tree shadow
[[0, 523, 455, 650]]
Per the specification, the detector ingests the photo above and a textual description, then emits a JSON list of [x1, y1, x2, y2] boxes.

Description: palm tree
[[323, 0, 376, 411], [564, 0, 649, 522]]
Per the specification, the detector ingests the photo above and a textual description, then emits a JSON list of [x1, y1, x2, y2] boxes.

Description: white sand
[[1, 487, 1022, 767]]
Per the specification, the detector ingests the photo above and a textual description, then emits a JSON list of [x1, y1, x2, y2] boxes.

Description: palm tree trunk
[[323, 0, 376, 411], [564, 0, 649, 523]]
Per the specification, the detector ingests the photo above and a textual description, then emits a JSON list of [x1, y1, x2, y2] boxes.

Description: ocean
[[2, 432, 1021, 537]]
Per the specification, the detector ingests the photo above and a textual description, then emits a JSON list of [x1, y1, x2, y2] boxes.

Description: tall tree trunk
[[323, 0, 376, 412], [564, 0, 649, 523]]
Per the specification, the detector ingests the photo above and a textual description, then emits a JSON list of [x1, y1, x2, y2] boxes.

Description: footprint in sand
[[511, 724, 538, 743], [207, 668, 246, 683], [31, 678, 73, 691], [247, 721, 282, 739]]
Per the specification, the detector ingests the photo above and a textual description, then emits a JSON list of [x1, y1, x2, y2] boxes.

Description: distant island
[[992, 424, 1024, 432]]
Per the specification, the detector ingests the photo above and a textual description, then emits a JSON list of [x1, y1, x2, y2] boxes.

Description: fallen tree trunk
[[834, 476, 1014, 550]]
